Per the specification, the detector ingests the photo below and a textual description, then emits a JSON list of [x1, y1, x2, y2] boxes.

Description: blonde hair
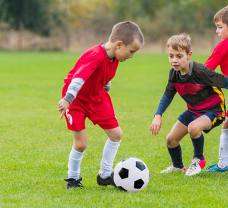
[[167, 33, 192, 54], [214, 6, 228, 25], [109, 21, 144, 45]]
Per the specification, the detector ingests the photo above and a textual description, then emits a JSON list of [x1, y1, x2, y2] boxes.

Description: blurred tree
[[0, 0, 61, 49], [0, 0, 227, 51], [137, 0, 228, 40], [55, 0, 116, 48], [0, 0, 58, 35]]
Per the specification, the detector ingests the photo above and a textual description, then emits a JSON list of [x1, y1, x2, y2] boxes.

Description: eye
[[216, 25, 223, 29], [169, 54, 173, 58], [177, 54, 183, 59]]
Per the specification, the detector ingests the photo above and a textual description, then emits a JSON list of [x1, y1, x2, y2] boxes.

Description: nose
[[216, 28, 219, 34], [171, 57, 178, 63]]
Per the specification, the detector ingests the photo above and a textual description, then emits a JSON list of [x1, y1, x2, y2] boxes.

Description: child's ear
[[188, 51, 192, 59]]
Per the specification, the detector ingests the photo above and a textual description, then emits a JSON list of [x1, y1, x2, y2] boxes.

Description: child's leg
[[98, 127, 122, 178], [166, 120, 188, 168], [184, 115, 210, 176], [67, 129, 87, 180], [188, 115, 212, 160], [219, 118, 228, 167]]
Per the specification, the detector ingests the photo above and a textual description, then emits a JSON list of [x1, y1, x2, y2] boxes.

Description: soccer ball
[[113, 157, 150, 192]]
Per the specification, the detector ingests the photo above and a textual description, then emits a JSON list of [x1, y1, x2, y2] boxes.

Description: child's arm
[[150, 94, 174, 135], [149, 70, 176, 135], [58, 98, 70, 118], [58, 78, 84, 118], [198, 65, 228, 89], [154, 94, 173, 115], [58, 53, 102, 118], [150, 76, 176, 135], [64, 78, 85, 103]]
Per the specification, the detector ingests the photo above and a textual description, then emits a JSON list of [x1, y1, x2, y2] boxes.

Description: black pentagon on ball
[[119, 167, 129, 179], [134, 179, 144, 189], [136, 161, 146, 171]]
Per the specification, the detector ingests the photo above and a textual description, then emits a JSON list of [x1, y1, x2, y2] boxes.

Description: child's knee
[[72, 130, 87, 152], [188, 123, 201, 138], [73, 138, 87, 152], [166, 134, 178, 147], [73, 142, 87, 152], [110, 129, 123, 142], [222, 119, 228, 129]]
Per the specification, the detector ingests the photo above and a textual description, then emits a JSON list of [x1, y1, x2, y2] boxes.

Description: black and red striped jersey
[[164, 61, 226, 116]]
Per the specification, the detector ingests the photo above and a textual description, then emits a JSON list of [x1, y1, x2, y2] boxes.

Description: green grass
[[0, 51, 228, 208]]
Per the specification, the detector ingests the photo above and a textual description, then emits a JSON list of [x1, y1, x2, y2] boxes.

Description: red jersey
[[205, 39, 228, 76], [63, 44, 119, 103]]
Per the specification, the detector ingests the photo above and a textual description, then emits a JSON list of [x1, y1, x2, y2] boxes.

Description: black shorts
[[178, 110, 225, 133]]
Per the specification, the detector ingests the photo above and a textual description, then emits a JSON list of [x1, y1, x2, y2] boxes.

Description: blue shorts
[[178, 110, 225, 133]]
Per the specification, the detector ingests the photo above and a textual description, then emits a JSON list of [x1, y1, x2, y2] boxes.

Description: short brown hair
[[214, 6, 228, 25], [167, 33, 192, 54], [109, 21, 144, 45]]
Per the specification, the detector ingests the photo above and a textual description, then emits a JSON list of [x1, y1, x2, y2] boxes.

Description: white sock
[[99, 138, 120, 178], [68, 147, 84, 180], [218, 129, 228, 168]]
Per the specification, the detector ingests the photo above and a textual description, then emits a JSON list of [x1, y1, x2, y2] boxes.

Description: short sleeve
[[204, 41, 226, 70], [72, 51, 102, 81]]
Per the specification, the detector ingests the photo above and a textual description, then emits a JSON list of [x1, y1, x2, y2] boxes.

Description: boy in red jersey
[[205, 6, 228, 172], [58, 21, 144, 189], [150, 33, 228, 176]]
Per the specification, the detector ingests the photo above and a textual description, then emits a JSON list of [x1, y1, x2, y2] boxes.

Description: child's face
[[215, 20, 228, 40], [167, 47, 192, 72], [114, 39, 142, 62]]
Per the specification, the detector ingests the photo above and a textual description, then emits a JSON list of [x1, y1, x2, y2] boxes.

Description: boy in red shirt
[[58, 21, 144, 189], [205, 6, 228, 172]]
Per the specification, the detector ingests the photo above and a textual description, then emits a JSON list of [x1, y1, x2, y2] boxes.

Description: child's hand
[[149, 115, 162, 135], [58, 98, 70, 119]]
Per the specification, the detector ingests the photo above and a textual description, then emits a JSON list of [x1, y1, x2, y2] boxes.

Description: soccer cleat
[[64, 177, 83, 189], [206, 164, 228, 172], [97, 173, 115, 186], [185, 158, 206, 176], [160, 165, 186, 174]]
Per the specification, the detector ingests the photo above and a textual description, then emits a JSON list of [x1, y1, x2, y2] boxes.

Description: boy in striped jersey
[[150, 33, 228, 176]]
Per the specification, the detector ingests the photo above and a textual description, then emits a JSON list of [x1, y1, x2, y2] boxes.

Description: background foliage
[[0, 0, 227, 50]]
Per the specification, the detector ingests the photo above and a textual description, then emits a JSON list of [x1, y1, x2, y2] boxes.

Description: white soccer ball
[[113, 157, 150, 192]]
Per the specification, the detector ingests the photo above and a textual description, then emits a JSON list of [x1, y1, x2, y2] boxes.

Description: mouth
[[172, 65, 179, 68]]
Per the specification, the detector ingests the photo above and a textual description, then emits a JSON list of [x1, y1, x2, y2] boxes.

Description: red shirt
[[205, 38, 228, 76], [63, 44, 119, 103]]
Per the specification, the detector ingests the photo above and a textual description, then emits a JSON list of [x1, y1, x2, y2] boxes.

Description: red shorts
[[63, 91, 119, 131]]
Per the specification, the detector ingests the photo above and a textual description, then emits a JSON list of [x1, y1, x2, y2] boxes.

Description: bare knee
[[188, 123, 201, 138], [72, 130, 87, 152], [73, 141, 87, 152], [166, 134, 179, 148], [109, 128, 123, 142], [222, 119, 228, 129]]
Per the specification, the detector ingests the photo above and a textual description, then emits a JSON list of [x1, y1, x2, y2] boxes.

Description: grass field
[[1, 51, 228, 208]]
